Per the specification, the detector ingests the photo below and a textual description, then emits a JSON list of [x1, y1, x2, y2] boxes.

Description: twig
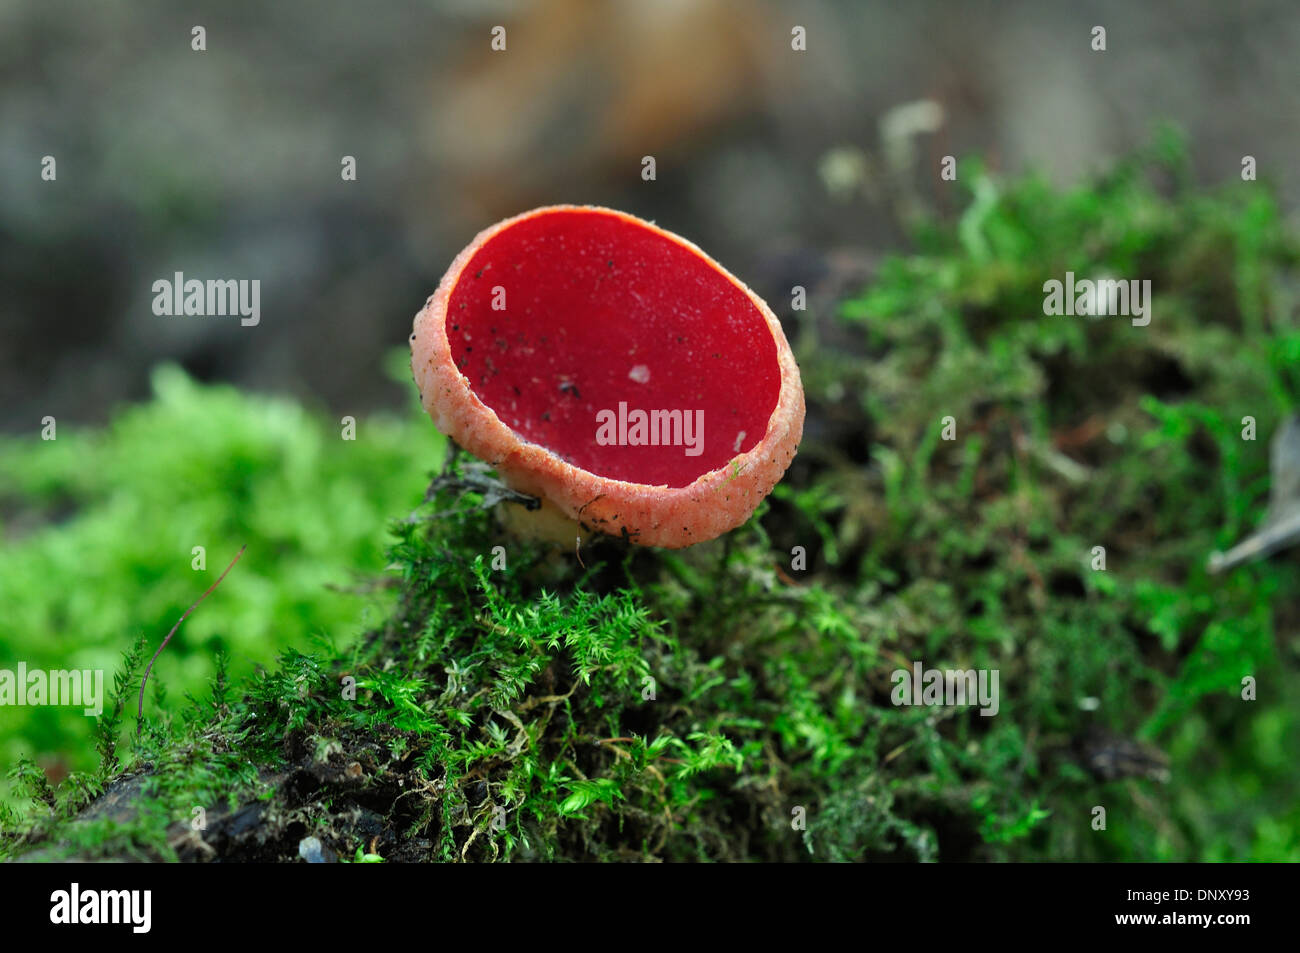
[[136, 545, 246, 734]]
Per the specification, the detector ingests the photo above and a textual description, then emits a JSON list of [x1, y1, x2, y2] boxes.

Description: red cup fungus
[[410, 205, 804, 548]]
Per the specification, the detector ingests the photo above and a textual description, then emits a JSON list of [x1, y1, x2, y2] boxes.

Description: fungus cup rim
[[410, 204, 805, 548]]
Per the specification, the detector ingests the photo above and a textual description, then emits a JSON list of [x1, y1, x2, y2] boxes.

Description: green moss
[[0, 360, 444, 808], [4, 131, 1298, 862]]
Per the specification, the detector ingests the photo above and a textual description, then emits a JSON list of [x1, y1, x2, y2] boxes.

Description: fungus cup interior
[[445, 209, 781, 488]]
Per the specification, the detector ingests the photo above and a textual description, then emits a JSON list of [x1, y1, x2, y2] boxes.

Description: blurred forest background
[[4, 0, 1299, 429], [2, 0, 1299, 860]]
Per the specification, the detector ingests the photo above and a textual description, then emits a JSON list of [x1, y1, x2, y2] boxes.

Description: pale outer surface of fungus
[[410, 204, 805, 549]]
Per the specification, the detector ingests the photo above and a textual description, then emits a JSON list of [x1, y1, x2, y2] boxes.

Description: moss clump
[[0, 360, 443, 808], [4, 130, 1299, 862]]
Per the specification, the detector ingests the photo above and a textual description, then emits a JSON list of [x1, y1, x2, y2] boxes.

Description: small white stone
[[628, 364, 650, 384], [298, 836, 325, 863]]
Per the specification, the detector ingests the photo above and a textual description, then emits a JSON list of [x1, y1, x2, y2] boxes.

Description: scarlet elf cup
[[410, 205, 805, 548]]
